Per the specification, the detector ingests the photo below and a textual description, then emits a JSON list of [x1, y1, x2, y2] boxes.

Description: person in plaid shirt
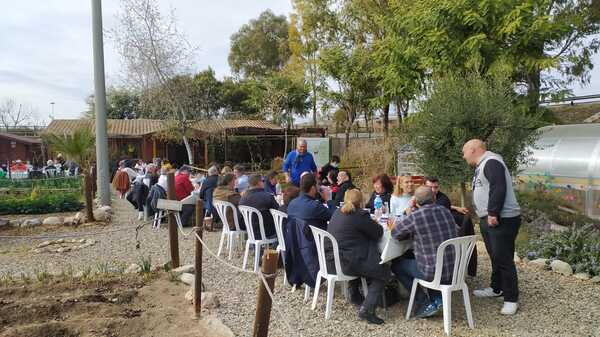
[[391, 186, 458, 318]]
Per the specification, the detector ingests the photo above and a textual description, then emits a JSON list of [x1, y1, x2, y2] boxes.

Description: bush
[[0, 192, 83, 215], [517, 190, 600, 229], [523, 225, 600, 276], [0, 176, 83, 190], [340, 138, 397, 192]]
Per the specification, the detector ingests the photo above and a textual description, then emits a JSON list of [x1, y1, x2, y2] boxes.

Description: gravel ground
[[1, 194, 600, 337]]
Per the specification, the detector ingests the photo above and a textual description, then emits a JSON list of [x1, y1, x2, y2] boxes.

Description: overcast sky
[[1, 1, 599, 123]]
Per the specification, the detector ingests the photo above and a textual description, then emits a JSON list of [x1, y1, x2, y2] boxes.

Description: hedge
[[0, 192, 83, 215], [0, 176, 82, 190]]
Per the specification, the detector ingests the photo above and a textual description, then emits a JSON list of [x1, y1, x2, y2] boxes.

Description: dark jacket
[[326, 209, 390, 281], [334, 180, 355, 207], [240, 187, 280, 239], [366, 191, 392, 213], [127, 180, 148, 211], [284, 193, 335, 287], [199, 175, 219, 201], [146, 184, 166, 217], [451, 210, 477, 277], [319, 163, 339, 186]]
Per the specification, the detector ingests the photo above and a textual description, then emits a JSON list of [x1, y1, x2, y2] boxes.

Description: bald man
[[282, 139, 317, 186], [462, 139, 521, 315]]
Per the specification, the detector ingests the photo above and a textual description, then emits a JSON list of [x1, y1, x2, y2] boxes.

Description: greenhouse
[[519, 123, 600, 219]]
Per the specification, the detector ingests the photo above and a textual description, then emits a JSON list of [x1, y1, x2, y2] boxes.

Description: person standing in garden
[[462, 139, 521, 315], [282, 139, 317, 187]]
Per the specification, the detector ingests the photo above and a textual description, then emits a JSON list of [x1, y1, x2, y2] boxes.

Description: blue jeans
[[391, 257, 441, 304]]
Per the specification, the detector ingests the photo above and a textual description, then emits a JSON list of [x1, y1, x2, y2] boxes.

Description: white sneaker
[[473, 287, 503, 298], [501, 301, 518, 315], [138, 212, 144, 220]]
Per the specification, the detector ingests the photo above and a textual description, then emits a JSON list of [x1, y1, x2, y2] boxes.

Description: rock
[[0, 218, 10, 228], [522, 257, 530, 264], [201, 292, 220, 309], [574, 272, 591, 280], [85, 239, 96, 245], [20, 218, 42, 228], [37, 241, 51, 248], [198, 315, 234, 337], [55, 239, 64, 244], [125, 263, 142, 274], [56, 247, 71, 253], [549, 224, 569, 232], [98, 205, 112, 214], [75, 212, 84, 220], [8, 219, 21, 227], [172, 264, 195, 275], [180, 273, 195, 285], [63, 216, 78, 226], [591, 276, 600, 283], [550, 260, 573, 276], [43, 216, 63, 226], [528, 258, 549, 268], [514, 252, 521, 263], [530, 213, 560, 232], [92, 209, 110, 222], [185, 288, 194, 303], [74, 270, 85, 278]]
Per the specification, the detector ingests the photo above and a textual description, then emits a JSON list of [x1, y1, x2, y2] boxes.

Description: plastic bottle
[[374, 195, 383, 218]]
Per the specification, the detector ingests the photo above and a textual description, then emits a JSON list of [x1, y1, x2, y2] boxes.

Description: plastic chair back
[[238, 205, 267, 241], [309, 225, 345, 278], [213, 200, 242, 233], [431, 235, 477, 287], [270, 209, 287, 251]]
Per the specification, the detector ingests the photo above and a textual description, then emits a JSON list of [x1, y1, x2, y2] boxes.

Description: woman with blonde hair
[[390, 175, 415, 217], [327, 189, 390, 325]]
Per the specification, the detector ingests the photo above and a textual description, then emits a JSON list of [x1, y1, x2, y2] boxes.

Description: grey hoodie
[[472, 151, 520, 218]]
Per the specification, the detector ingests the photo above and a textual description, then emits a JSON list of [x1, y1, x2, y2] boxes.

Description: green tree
[[245, 72, 310, 127], [44, 129, 96, 222], [220, 78, 261, 118], [398, 0, 600, 114], [402, 73, 543, 205], [228, 10, 291, 79], [192, 68, 222, 119], [84, 88, 141, 119]]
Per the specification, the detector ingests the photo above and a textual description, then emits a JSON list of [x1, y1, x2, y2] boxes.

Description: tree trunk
[[460, 182, 468, 208], [345, 125, 350, 150], [84, 173, 95, 222], [312, 87, 317, 127], [182, 134, 194, 165], [526, 70, 541, 115], [383, 103, 390, 138]]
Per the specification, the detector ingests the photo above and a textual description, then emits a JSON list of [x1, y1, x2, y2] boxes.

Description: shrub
[[517, 190, 600, 229], [524, 225, 600, 276], [0, 192, 82, 215], [340, 138, 397, 192], [0, 176, 83, 190]]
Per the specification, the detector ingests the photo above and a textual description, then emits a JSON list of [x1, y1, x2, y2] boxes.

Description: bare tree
[[112, 0, 197, 164], [0, 98, 37, 131]]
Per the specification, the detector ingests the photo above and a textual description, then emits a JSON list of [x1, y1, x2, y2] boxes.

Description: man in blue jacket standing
[[283, 139, 317, 187]]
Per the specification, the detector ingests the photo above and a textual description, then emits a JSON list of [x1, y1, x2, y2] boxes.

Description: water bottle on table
[[374, 194, 383, 219]]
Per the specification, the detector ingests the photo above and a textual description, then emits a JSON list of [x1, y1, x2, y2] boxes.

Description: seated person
[[366, 174, 393, 213], [278, 185, 300, 214], [234, 164, 249, 193], [175, 166, 194, 201], [327, 189, 390, 325], [263, 170, 278, 195], [425, 176, 469, 215], [319, 155, 340, 186], [213, 173, 244, 230], [239, 174, 280, 239], [199, 166, 219, 214], [390, 175, 414, 217], [333, 171, 354, 207], [285, 173, 334, 288], [391, 186, 458, 319]]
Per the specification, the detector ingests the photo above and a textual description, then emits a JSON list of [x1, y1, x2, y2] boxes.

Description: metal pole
[[92, 0, 111, 206]]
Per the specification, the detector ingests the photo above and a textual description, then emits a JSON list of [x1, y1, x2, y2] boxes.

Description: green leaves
[[0, 192, 82, 215], [43, 129, 96, 171]]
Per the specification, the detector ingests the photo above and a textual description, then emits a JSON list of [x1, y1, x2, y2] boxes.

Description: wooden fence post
[[252, 249, 279, 337], [194, 199, 204, 317], [167, 171, 180, 268]]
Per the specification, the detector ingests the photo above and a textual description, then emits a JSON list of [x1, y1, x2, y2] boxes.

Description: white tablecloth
[[374, 215, 412, 264]]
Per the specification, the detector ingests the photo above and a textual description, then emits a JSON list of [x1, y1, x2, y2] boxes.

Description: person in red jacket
[[175, 166, 194, 201]]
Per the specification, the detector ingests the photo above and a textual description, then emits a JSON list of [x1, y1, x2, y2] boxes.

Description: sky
[[0, 1, 599, 123]]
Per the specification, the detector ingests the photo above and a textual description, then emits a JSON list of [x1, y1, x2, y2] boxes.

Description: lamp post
[[92, 0, 110, 206], [50, 102, 55, 119]]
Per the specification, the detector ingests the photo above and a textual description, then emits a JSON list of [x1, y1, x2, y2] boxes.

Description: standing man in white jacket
[[462, 139, 521, 315]]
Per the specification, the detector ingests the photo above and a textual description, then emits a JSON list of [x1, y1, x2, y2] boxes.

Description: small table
[[373, 215, 412, 264]]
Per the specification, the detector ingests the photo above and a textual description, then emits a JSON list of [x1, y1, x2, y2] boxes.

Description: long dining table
[[374, 214, 413, 264]]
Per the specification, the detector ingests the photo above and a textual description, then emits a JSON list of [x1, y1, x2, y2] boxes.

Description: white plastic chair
[[270, 209, 288, 286], [213, 200, 246, 260], [406, 235, 477, 336], [238, 205, 278, 272], [309, 225, 368, 320]]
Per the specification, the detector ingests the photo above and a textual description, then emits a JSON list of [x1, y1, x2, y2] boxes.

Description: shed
[[519, 124, 600, 219]]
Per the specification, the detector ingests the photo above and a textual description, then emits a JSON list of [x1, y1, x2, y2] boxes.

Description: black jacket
[[334, 180, 355, 207], [320, 163, 339, 186], [240, 188, 280, 239], [326, 209, 390, 281], [199, 175, 219, 201], [366, 191, 392, 213]]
